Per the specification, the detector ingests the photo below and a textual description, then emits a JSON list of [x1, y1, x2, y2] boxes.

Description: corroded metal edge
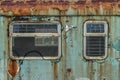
[[0, 1, 120, 15]]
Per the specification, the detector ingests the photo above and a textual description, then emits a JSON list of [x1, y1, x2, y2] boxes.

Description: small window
[[9, 21, 61, 60], [84, 21, 108, 59]]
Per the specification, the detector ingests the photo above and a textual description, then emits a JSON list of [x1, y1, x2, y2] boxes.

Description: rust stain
[[99, 64, 102, 80], [66, 68, 72, 73], [8, 59, 19, 78], [53, 62, 58, 80], [87, 61, 94, 80], [0, 1, 119, 15]]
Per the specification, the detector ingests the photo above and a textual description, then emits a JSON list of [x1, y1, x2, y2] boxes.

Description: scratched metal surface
[[4, 16, 119, 80], [0, 0, 120, 80]]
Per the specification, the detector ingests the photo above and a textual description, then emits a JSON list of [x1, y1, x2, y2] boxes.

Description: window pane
[[86, 23, 104, 33], [35, 36, 58, 46], [86, 36, 105, 56], [13, 24, 58, 33], [12, 37, 58, 57]]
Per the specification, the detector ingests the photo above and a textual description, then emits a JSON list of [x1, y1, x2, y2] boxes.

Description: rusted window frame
[[9, 21, 61, 60], [83, 20, 108, 60]]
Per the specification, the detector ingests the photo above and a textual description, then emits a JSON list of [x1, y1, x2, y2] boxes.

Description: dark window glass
[[86, 23, 104, 33], [86, 36, 105, 56], [12, 37, 58, 57], [13, 24, 57, 33]]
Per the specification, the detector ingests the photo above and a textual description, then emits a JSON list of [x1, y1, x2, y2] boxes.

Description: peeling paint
[[0, 1, 119, 15], [8, 59, 19, 79]]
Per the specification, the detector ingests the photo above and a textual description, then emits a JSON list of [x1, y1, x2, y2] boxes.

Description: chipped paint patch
[[8, 59, 19, 79]]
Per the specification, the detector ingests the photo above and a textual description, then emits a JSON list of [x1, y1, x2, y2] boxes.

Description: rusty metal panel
[[4, 16, 120, 80], [0, 1, 119, 80], [0, 0, 119, 15], [63, 16, 120, 80]]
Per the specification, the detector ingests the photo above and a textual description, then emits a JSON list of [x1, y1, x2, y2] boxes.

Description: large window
[[84, 21, 108, 59], [9, 21, 61, 60]]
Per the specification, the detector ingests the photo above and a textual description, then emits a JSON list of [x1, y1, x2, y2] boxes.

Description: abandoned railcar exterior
[[0, 0, 120, 80]]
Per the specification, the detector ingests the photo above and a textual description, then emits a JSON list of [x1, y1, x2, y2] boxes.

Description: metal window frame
[[84, 21, 108, 60], [9, 21, 61, 60]]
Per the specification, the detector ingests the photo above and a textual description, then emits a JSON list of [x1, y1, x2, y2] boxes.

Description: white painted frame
[[84, 21, 108, 60], [9, 21, 61, 60]]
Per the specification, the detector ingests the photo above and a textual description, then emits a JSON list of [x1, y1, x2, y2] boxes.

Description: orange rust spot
[[8, 59, 19, 78], [101, 2, 113, 10], [51, 5, 68, 11]]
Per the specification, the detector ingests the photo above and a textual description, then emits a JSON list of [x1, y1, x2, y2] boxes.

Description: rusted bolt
[[66, 68, 72, 73]]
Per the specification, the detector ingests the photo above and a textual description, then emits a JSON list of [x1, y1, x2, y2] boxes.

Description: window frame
[[83, 21, 108, 60], [9, 21, 61, 60]]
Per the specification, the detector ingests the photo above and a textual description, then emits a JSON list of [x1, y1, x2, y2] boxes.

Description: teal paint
[[0, 16, 120, 80], [0, 17, 5, 80], [14, 60, 54, 80], [1, 1, 120, 80]]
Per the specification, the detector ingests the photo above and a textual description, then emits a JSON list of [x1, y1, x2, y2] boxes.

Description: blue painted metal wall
[[0, 14, 120, 80]]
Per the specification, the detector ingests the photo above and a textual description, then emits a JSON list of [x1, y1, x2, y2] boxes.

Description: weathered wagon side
[[0, 0, 120, 80]]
